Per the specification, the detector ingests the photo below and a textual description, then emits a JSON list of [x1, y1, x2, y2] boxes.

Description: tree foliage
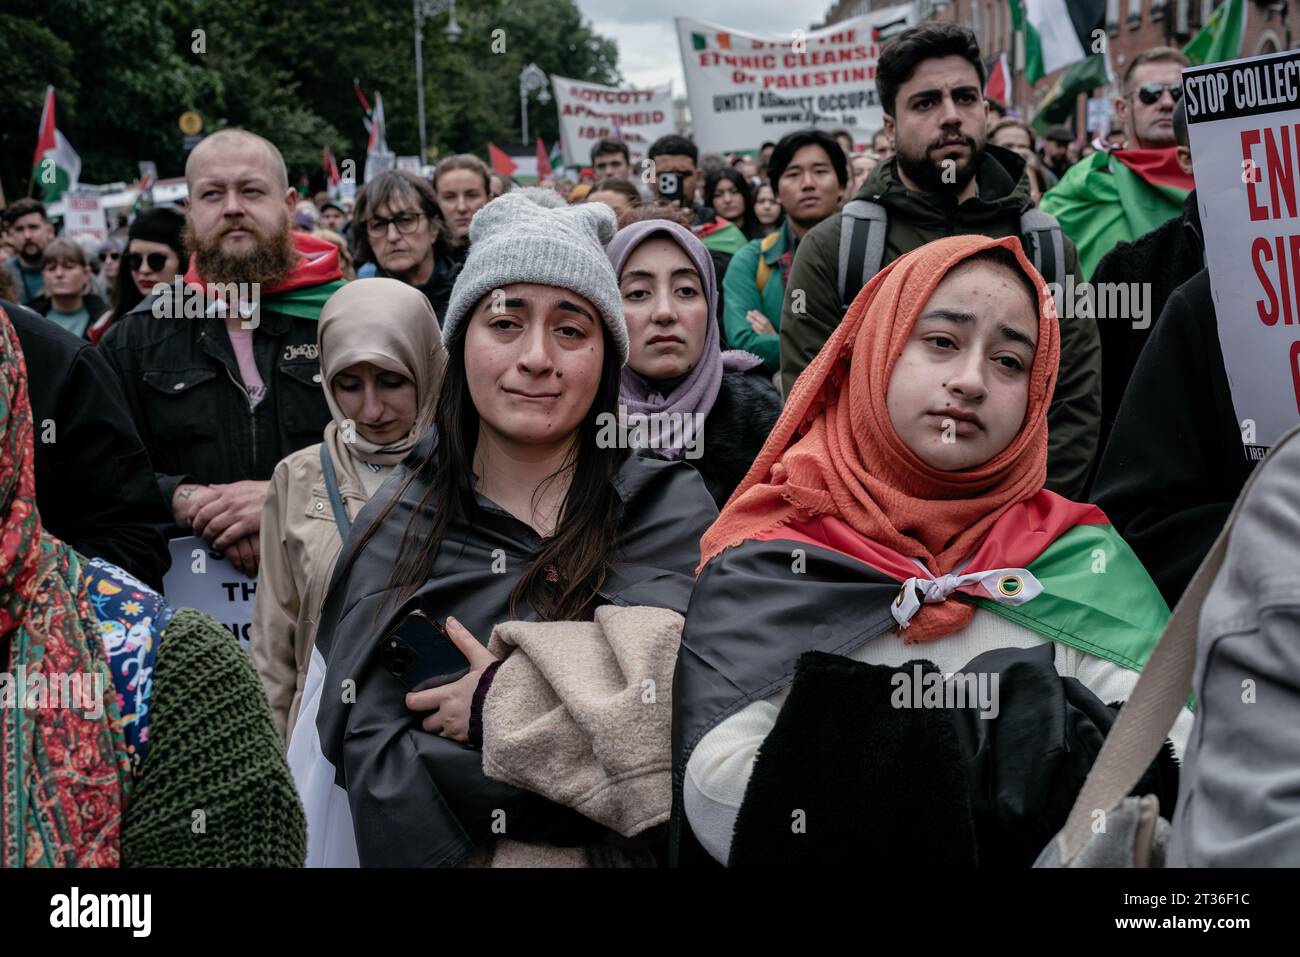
[[0, 0, 620, 199]]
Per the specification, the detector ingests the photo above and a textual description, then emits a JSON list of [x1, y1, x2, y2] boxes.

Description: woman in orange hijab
[[669, 234, 1188, 868]]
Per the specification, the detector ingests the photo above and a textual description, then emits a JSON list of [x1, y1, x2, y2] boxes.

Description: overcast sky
[[576, 1, 830, 95]]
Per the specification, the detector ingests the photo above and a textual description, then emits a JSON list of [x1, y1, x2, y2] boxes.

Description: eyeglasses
[[366, 211, 425, 237], [1134, 83, 1183, 105], [129, 252, 170, 272], [99, 251, 121, 263]]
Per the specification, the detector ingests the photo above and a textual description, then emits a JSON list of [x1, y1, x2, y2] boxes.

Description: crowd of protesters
[[0, 19, 1293, 870]]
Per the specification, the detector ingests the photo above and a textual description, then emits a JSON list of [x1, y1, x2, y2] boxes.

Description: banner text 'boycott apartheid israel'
[[551, 75, 675, 169], [1185, 49, 1300, 457], [675, 7, 912, 153]]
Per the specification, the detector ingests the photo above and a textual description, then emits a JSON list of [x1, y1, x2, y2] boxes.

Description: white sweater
[[682, 607, 1194, 866]]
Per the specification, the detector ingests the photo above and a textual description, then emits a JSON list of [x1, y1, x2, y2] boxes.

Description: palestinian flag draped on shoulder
[[180, 232, 346, 320], [747, 491, 1170, 673], [671, 488, 1172, 866], [1040, 149, 1192, 279]]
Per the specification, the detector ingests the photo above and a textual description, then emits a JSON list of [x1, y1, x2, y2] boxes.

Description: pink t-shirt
[[227, 330, 266, 408]]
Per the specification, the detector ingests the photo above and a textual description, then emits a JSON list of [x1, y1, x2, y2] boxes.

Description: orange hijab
[[698, 234, 1061, 641]]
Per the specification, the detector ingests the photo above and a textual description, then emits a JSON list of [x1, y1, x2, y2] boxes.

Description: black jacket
[[315, 429, 719, 866], [99, 291, 332, 520], [692, 367, 781, 508], [6, 300, 172, 590], [727, 645, 1178, 868], [1090, 190, 1204, 463], [1092, 270, 1256, 607], [373, 257, 462, 323]]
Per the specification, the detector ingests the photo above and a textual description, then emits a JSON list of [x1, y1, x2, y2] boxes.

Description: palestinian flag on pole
[[1008, 0, 1106, 85], [1030, 52, 1110, 132], [985, 52, 1012, 107], [323, 145, 342, 190], [534, 138, 553, 178], [1183, 0, 1245, 67], [31, 86, 80, 203], [487, 143, 518, 177], [364, 91, 394, 183], [1041, 147, 1193, 278]]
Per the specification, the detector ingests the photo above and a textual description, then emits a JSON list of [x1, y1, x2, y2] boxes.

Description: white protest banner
[[163, 536, 257, 651], [675, 7, 912, 153], [61, 189, 107, 243], [551, 75, 675, 168], [396, 155, 421, 173], [1184, 49, 1300, 458]]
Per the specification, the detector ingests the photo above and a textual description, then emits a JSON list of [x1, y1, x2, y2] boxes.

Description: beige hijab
[[317, 277, 446, 466]]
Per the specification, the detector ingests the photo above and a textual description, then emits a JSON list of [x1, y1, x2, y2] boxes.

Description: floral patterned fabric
[[82, 557, 171, 782], [0, 304, 131, 868]]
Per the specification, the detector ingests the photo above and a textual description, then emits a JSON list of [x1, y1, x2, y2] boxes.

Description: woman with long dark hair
[[89, 207, 186, 343], [289, 190, 717, 867], [703, 168, 762, 240]]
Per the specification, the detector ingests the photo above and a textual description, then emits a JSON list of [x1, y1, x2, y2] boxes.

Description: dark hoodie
[[1089, 190, 1205, 465], [1092, 269, 1255, 608], [777, 144, 1101, 501]]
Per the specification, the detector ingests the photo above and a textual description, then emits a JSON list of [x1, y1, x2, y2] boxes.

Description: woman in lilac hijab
[[607, 216, 781, 507]]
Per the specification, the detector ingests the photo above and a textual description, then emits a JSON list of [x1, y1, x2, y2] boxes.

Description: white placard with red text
[[1185, 49, 1300, 457], [675, 7, 913, 153], [551, 75, 675, 170], [61, 189, 107, 243]]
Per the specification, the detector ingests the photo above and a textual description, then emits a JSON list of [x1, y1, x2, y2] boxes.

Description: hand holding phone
[[395, 615, 502, 745], [657, 170, 686, 206], [379, 609, 472, 692]]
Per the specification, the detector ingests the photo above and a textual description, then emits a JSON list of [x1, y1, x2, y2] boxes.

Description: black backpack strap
[[837, 200, 888, 310], [319, 442, 352, 540], [1019, 208, 1066, 288]]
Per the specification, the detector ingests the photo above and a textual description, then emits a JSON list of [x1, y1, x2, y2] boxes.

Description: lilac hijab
[[605, 218, 763, 459]]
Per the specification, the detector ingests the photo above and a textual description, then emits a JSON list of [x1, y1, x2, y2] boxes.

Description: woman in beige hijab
[[252, 278, 446, 740]]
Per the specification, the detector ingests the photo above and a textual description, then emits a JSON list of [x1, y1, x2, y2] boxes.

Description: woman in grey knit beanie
[[298, 186, 718, 866]]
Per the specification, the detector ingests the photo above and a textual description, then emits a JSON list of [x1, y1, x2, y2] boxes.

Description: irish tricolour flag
[[32, 86, 80, 203], [1009, 0, 1106, 85]]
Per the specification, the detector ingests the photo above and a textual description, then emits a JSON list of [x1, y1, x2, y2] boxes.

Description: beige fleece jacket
[[479, 604, 684, 842]]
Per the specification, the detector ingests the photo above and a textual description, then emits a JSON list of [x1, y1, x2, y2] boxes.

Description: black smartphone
[[378, 609, 470, 692], [657, 170, 686, 206]]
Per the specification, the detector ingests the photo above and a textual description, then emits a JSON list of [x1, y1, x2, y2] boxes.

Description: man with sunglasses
[[353, 170, 460, 320], [1041, 47, 1193, 280]]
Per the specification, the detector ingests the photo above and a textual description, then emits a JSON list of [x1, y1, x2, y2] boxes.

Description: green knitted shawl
[[122, 608, 306, 867]]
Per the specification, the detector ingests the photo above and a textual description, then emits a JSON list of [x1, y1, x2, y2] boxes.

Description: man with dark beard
[[101, 129, 345, 575], [777, 22, 1100, 500]]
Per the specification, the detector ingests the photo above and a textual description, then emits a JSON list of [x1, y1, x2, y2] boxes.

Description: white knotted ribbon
[[891, 565, 1043, 629]]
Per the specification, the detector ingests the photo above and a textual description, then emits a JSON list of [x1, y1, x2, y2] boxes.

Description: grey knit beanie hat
[[441, 187, 628, 363]]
